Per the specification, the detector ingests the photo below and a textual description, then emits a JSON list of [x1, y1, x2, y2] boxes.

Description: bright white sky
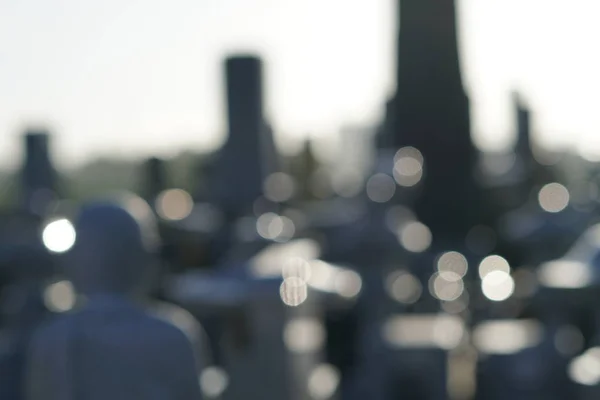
[[1, 0, 600, 170]]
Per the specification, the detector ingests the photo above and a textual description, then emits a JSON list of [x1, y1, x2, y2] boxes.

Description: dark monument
[[390, 0, 478, 243], [515, 94, 532, 160], [142, 157, 167, 203], [20, 130, 57, 215], [211, 55, 278, 218]]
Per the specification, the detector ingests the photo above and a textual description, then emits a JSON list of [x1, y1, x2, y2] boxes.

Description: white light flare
[[481, 270, 515, 302], [42, 218, 76, 253]]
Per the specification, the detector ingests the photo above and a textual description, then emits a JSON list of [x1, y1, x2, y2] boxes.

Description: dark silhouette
[[20, 131, 58, 216], [0, 245, 55, 400], [389, 0, 479, 242], [211, 56, 278, 219], [25, 202, 201, 400], [142, 157, 167, 203]]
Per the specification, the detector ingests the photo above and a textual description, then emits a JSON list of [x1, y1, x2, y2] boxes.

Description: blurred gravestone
[[25, 202, 202, 400], [20, 130, 58, 216], [211, 55, 279, 219], [0, 245, 56, 400], [389, 0, 480, 243]]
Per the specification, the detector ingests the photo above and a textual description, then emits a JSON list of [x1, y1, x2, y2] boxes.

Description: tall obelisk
[[21, 130, 58, 215], [392, 0, 478, 241], [211, 55, 279, 218]]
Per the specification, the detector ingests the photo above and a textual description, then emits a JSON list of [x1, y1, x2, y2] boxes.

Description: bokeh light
[[478, 255, 510, 279], [481, 270, 515, 301], [393, 147, 424, 187], [42, 218, 76, 253], [385, 271, 422, 304], [308, 364, 340, 399], [156, 189, 193, 221], [538, 183, 570, 213], [263, 172, 296, 203], [429, 272, 464, 301], [473, 320, 543, 355], [437, 251, 468, 278], [284, 318, 326, 353], [257, 213, 296, 242], [366, 173, 396, 203], [568, 348, 600, 386], [538, 260, 592, 289], [333, 270, 362, 298], [280, 277, 308, 307], [282, 257, 313, 282], [383, 315, 464, 350], [399, 221, 432, 253], [200, 367, 229, 398], [331, 169, 364, 198], [43, 280, 76, 312]]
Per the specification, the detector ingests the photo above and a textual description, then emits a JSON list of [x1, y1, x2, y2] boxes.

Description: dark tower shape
[[212, 55, 278, 217], [142, 157, 167, 202], [514, 94, 532, 159], [376, 97, 397, 150], [20, 130, 57, 215], [392, 0, 477, 241]]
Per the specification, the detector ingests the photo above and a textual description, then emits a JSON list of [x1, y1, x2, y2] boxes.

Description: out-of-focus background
[[4, 0, 600, 399]]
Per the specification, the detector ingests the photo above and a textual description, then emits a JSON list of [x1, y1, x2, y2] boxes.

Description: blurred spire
[[20, 129, 57, 215], [142, 157, 167, 203], [513, 92, 532, 158], [211, 55, 279, 218], [390, 0, 478, 241]]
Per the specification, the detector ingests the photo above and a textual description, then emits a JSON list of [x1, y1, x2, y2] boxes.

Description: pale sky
[[1, 0, 600, 170]]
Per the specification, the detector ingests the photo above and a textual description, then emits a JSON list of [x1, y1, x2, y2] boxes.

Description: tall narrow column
[[212, 55, 278, 218], [142, 157, 167, 203], [514, 94, 532, 159], [392, 0, 478, 241], [20, 130, 57, 215]]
